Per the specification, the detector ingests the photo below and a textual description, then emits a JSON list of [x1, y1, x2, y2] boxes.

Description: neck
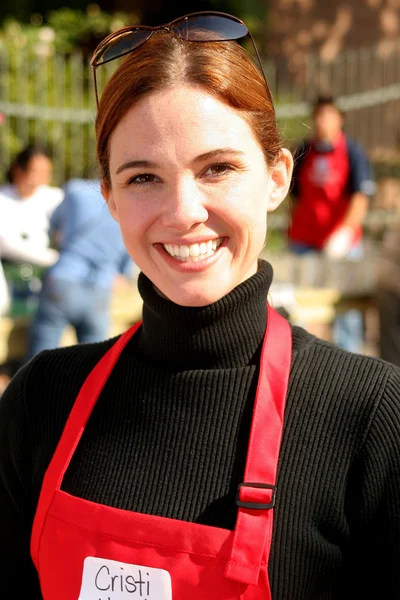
[[316, 131, 343, 145], [15, 183, 35, 199], [135, 260, 274, 370]]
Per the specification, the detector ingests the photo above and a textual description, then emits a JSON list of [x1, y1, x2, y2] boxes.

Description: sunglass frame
[[90, 11, 270, 107]]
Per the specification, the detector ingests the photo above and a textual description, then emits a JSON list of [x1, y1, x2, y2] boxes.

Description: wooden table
[[0, 284, 143, 366], [268, 260, 378, 351]]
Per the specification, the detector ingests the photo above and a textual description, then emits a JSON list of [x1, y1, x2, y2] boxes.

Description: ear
[[267, 148, 293, 213], [101, 178, 119, 222]]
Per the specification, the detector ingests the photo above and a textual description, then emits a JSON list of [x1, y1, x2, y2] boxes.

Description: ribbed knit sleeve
[[0, 362, 43, 597], [338, 368, 400, 598], [269, 335, 400, 599]]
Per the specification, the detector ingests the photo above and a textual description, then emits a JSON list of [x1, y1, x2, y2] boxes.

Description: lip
[[154, 238, 228, 272]]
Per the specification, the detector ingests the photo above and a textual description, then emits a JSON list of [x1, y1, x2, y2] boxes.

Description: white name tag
[[79, 556, 172, 600]]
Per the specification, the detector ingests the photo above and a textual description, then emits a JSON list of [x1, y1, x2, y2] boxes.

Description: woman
[[0, 144, 62, 318], [0, 12, 399, 599], [0, 145, 60, 388]]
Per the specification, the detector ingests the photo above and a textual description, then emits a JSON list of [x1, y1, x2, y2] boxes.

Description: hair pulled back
[[95, 32, 281, 187]]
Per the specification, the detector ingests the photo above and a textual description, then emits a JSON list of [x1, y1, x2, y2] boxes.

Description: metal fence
[[1, 39, 400, 210], [0, 43, 117, 185], [269, 43, 400, 163]]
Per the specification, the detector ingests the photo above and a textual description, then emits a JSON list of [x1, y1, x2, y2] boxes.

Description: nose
[[160, 178, 209, 231]]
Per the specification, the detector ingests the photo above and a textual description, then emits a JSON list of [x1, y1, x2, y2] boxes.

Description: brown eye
[[128, 173, 157, 185], [206, 163, 235, 177]]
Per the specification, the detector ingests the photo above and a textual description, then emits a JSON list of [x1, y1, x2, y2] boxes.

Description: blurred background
[[2, 0, 400, 209], [1, 0, 400, 386]]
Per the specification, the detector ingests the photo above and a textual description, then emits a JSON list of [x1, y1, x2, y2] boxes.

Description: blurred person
[[0, 143, 63, 253], [287, 95, 375, 352], [0, 142, 61, 392], [0, 143, 63, 314], [0, 227, 59, 358], [0, 212, 59, 272], [25, 178, 135, 360], [375, 222, 400, 366]]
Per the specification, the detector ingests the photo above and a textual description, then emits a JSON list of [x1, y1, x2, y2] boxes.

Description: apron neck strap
[[225, 306, 292, 586]]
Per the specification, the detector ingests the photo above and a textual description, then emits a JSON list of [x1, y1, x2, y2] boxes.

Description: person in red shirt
[[289, 95, 375, 256], [288, 95, 375, 351]]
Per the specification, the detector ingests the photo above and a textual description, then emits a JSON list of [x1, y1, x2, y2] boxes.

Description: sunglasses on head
[[90, 11, 271, 107]]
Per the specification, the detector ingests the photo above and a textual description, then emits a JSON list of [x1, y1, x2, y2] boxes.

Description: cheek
[[116, 202, 149, 252], [234, 187, 269, 231], [117, 222, 143, 267], [118, 213, 140, 240], [243, 193, 269, 248], [219, 176, 269, 217]]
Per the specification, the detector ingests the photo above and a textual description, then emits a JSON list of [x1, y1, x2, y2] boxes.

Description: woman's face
[[104, 85, 292, 306]]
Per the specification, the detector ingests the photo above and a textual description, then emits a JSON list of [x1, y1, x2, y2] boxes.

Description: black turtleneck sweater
[[1, 261, 400, 599]]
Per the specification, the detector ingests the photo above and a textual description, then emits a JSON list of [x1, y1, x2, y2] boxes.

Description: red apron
[[289, 133, 361, 249], [31, 305, 291, 600]]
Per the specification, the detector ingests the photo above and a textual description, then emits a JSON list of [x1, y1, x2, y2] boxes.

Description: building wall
[[267, 0, 400, 67]]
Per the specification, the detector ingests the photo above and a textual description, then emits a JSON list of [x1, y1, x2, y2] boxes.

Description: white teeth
[[163, 238, 223, 261], [180, 245, 190, 258], [189, 243, 200, 257]]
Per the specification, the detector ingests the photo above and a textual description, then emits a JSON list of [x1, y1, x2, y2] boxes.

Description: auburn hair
[[95, 32, 281, 187]]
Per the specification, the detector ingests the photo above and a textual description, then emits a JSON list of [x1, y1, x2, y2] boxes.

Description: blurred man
[[288, 95, 375, 352]]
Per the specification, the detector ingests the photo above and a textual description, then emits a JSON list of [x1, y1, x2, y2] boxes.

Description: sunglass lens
[[93, 29, 153, 66], [171, 14, 248, 42]]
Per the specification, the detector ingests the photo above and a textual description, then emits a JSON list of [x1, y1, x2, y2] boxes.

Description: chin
[[162, 283, 233, 308], [169, 293, 224, 308]]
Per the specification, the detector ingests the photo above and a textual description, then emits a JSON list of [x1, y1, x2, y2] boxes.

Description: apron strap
[[31, 320, 142, 568], [225, 306, 292, 586]]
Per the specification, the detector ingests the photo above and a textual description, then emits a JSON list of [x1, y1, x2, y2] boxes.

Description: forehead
[[109, 85, 261, 160], [315, 104, 341, 118], [27, 155, 52, 169]]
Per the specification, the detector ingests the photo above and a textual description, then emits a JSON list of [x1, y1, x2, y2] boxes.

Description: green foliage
[[46, 6, 132, 56], [0, 5, 134, 56], [0, 6, 136, 185]]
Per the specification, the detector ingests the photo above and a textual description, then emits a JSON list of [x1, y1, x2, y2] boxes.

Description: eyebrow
[[115, 149, 245, 175], [193, 148, 245, 163], [116, 160, 157, 174]]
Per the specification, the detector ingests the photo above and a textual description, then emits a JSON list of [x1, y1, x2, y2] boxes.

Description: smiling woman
[[1, 11, 400, 600], [95, 30, 291, 307], [102, 83, 291, 306]]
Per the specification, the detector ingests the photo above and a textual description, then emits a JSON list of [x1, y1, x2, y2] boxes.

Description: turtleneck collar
[[134, 260, 273, 370]]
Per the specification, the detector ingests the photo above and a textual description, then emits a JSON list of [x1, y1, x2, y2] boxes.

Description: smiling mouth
[[162, 238, 224, 262]]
